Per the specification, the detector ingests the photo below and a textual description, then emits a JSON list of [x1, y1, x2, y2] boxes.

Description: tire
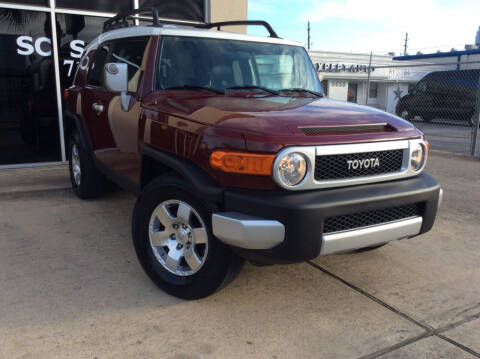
[[399, 109, 412, 121], [68, 131, 106, 199], [132, 181, 244, 299], [353, 243, 387, 253]]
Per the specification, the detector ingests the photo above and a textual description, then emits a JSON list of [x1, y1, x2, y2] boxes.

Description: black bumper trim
[[223, 173, 441, 264]]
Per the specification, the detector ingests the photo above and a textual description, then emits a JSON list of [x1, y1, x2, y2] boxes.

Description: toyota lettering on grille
[[346, 158, 381, 170]]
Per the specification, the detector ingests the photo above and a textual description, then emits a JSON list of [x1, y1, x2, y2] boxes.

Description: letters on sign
[[16, 36, 86, 77]]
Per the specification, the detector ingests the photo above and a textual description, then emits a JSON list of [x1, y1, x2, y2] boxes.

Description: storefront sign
[[16, 36, 86, 77], [316, 63, 374, 73]]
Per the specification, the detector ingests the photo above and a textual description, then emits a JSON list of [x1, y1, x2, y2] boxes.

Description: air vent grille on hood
[[300, 123, 393, 136]]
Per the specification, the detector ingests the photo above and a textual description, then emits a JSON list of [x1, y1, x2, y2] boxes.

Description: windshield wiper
[[278, 88, 323, 97], [164, 85, 223, 94], [226, 85, 279, 95]]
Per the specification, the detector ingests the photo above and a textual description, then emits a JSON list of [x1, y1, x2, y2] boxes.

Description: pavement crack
[[434, 310, 480, 335], [307, 261, 480, 359], [306, 261, 432, 331], [436, 334, 480, 358], [357, 333, 432, 359]]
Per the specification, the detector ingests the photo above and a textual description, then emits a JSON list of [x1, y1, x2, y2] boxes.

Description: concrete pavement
[[0, 152, 479, 358]]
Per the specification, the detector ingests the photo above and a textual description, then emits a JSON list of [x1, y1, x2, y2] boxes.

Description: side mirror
[[104, 63, 131, 112]]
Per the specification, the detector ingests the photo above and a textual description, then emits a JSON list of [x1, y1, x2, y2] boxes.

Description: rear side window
[[111, 37, 149, 93], [88, 44, 111, 87]]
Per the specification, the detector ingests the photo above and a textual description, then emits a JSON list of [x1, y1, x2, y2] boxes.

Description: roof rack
[[103, 8, 280, 39], [103, 7, 160, 32], [195, 21, 279, 38]]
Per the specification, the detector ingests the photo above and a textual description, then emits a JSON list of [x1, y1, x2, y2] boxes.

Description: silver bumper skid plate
[[212, 212, 423, 254]]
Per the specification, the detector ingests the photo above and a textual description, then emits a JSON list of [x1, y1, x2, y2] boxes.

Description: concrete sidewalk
[[0, 165, 70, 197], [0, 153, 479, 359]]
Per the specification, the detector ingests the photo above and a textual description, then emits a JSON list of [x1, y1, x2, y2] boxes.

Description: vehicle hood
[[144, 94, 422, 148]]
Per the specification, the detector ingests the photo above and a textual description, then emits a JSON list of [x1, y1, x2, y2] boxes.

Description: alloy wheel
[[149, 200, 209, 276], [71, 144, 81, 186]]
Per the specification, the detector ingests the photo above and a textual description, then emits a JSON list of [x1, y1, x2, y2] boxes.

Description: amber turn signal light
[[210, 151, 275, 176]]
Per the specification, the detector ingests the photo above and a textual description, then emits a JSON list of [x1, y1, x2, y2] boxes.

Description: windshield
[[156, 36, 323, 95]]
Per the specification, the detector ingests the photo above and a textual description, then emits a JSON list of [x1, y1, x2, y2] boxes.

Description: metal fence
[[319, 61, 480, 156]]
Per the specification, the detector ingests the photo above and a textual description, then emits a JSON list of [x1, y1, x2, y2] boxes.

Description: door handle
[[92, 103, 104, 114]]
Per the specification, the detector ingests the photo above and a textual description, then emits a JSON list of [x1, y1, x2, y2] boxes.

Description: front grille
[[323, 203, 423, 234], [314, 149, 404, 180]]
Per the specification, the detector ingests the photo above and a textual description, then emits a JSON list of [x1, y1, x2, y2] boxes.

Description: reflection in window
[[88, 44, 111, 87], [157, 36, 323, 93], [111, 37, 149, 93], [0, 9, 61, 165], [139, 0, 204, 22], [55, 0, 131, 13], [0, 0, 48, 6], [55, 14, 108, 90]]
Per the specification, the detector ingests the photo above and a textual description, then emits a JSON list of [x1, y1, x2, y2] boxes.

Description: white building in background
[[308, 51, 455, 114]]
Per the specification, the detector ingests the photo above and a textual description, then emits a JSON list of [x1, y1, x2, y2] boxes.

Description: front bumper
[[212, 173, 441, 264]]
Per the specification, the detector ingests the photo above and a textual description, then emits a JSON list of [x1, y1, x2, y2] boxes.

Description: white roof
[[85, 25, 303, 52]]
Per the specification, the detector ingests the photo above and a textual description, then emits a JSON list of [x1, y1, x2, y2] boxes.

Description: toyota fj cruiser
[[65, 9, 443, 299]]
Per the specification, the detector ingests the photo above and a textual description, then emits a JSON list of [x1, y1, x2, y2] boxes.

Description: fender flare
[[141, 145, 224, 204], [64, 109, 92, 151]]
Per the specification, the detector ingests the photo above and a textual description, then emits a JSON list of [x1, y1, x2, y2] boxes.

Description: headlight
[[277, 152, 307, 186], [411, 143, 426, 171]]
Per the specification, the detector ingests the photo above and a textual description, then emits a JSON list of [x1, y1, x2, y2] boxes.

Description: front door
[[84, 37, 150, 184]]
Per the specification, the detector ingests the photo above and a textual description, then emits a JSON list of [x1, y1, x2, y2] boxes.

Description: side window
[[417, 81, 427, 94], [87, 44, 111, 87], [111, 37, 149, 93]]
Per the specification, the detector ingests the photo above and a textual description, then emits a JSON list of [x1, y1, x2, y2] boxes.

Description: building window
[[56, 14, 108, 91], [0, 0, 48, 6], [348, 83, 358, 103], [0, 9, 61, 165], [369, 82, 378, 98], [321, 80, 328, 96], [139, 0, 205, 22], [55, 0, 132, 13]]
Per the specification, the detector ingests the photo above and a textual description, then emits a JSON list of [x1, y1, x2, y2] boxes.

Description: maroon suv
[[64, 10, 442, 299]]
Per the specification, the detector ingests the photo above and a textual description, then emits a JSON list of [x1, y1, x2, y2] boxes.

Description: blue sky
[[247, 0, 480, 55]]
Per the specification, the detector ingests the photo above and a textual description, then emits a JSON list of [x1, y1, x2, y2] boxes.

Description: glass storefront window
[[0, 8, 61, 165], [0, 1, 208, 167], [139, 0, 205, 22], [55, 0, 131, 13], [0, 0, 48, 6], [55, 14, 107, 91]]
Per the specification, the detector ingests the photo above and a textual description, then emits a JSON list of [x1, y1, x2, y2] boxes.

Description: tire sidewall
[[133, 184, 232, 299]]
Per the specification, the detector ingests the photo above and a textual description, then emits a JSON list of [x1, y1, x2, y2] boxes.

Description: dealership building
[[0, 0, 247, 169], [309, 46, 480, 114], [308, 51, 446, 113]]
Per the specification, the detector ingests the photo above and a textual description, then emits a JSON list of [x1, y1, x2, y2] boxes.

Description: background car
[[396, 69, 480, 126]]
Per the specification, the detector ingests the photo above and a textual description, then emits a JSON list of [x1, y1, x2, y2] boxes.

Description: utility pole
[[366, 51, 373, 105], [403, 32, 409, 56], [307, 21, 311, 50]]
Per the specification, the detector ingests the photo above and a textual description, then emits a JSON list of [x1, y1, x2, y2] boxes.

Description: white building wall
[[376, 83, 389, 112], [327, 80, 348, 101], [385, 83, 409, 114]]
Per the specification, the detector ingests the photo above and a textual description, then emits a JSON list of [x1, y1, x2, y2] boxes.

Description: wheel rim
[[149, 200, 209, 276], [71, 144, 81, 186]]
